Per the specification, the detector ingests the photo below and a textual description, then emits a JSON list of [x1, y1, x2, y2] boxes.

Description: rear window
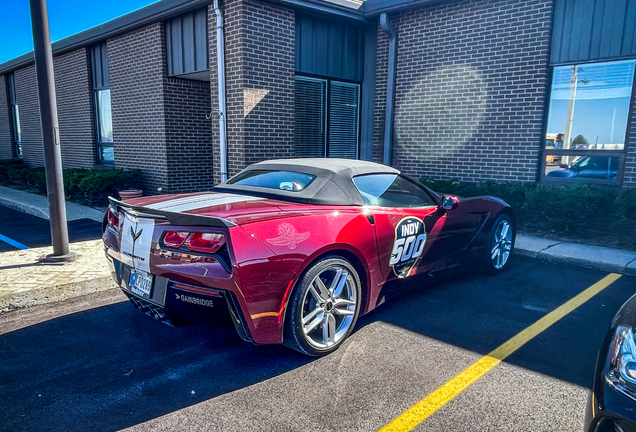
[[227, 170, 315, 192]]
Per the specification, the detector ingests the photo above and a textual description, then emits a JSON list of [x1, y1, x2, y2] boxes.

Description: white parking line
[[0, 233, 29, 250]]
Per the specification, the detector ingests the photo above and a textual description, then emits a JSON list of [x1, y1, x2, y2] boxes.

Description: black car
[[547, 156, 619, 181], [586, 294, 636, 432]]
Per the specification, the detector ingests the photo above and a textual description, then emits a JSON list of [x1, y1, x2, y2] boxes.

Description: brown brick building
[[1, 0, 635, 192]]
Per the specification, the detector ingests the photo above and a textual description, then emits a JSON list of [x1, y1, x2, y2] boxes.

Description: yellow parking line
[[379, 273, 622, 432]]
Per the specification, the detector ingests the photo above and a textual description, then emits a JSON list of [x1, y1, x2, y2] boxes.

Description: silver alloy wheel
[[300, 265, 358, 349], [491, 219, 513, 269]]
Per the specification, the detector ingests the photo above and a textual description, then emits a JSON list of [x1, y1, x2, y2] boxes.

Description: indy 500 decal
[[389, 216, 427, 278]]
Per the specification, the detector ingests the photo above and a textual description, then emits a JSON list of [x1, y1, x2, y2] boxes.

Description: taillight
[[163, 231, 189, 248], [107, 208, 120, 231], [187, 233, 226, 254]]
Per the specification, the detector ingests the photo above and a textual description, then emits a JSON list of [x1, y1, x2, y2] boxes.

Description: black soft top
[[214, 158, 401, 206]]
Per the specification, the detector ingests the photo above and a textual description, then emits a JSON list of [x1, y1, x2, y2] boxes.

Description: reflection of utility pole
[[30, 0, 75, 262], [563, 65, 578, 165], [610, 106, 616, 147]]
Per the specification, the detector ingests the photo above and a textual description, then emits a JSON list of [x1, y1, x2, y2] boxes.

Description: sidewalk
[[0, 185, 103, 222], [515, 234, 636, 276], [0, 187, 633, 313], [0, 240, 116, 312]]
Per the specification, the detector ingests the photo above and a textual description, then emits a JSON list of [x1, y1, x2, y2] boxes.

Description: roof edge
[[0, 0, 211, 75], [0, 0, 371, 76], [261, 0, 367, 22], [362, 0, 451, 16]]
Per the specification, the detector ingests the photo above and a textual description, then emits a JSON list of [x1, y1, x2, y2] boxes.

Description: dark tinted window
[[545, 156, 620, 181], [228, 170, 315, 192], [353, 174, 437, 208]]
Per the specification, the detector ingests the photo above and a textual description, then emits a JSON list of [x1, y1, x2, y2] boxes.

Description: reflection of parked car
[[103, 159, 517, 356], [545, 156, 618, 180], [585, 294, 636, 431]]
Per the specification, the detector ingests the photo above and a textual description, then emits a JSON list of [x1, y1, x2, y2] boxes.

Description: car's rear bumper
[[106, 255, 253, 343]]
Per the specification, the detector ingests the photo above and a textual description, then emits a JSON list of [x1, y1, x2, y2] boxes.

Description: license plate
[[129, 269, 153, 298]]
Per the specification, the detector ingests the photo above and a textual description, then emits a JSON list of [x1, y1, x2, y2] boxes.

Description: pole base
[[40, 251, 77, 263]]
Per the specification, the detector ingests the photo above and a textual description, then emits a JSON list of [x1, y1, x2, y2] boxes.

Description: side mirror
[[440, 195, 459, 211], [559, 164, 569, 169]]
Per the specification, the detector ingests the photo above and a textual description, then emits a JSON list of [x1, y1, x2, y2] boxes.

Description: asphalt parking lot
[[0, 204, 102, 251], [0, 256, 634, 432]]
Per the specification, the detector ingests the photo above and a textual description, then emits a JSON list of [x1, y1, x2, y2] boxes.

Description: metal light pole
[[29, 0, 75, 261]]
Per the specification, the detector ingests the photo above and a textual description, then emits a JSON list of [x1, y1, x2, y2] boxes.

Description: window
[[295, 75, 360, 159], [90, 42, 114, 164], [228, 170, 315, 192], [543, 59, 635, 183], [165, 9, 209, 81], [6, 73, 22, 158], [352, 174, 437, 208]]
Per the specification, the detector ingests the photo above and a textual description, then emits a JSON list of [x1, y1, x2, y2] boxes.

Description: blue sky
[[0, 0, 160, 65], [546, 59, 635, 145]]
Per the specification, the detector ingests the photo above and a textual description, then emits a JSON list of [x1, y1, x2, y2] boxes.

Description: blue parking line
[[0, 233, 29, 250]]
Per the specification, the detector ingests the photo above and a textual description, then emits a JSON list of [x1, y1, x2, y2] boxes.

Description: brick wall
[[109, 23, 169, 192], [242, 1, 295, 168], [208, 5, 221, 184], [374, 22, 389, 164], [54, 48, 95, 168], [218, 0, 295, 182], [164, 77, 213, 192], [14, 66, 44, 167], [624, 97, 636, 186], [7, 48, 95, 168], [374, 0, 553, 183], [0, 75, 12, 159]]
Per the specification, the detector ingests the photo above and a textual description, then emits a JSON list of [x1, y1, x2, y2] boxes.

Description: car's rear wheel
[[484, 214, 515, 274], [284, 257, 361, 356]]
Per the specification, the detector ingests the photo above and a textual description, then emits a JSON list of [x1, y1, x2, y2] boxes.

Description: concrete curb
[[0, 190, 50, 220], [0, 276, 118, 313], [0, 185, 104, 222], [514, 234, 636, 276]]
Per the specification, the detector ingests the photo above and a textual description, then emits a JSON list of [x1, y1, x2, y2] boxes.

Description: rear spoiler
[[108, 196, 236, 228]]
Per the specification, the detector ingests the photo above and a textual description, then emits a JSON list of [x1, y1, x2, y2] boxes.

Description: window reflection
[[544, 156, 619, 181], [545, 59, 635, 152], [101, 146, 114, 163], [12, 105, 22, 156], [96, 89, 113, 143]]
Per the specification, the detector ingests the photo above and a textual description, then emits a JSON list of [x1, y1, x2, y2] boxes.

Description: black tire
[[483, 213, 515, 275], [283, 256, 362, 356]]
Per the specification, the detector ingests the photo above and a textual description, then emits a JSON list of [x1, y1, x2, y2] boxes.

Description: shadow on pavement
[[358, 256, 635, 389], [0, 300, 312, 432], [1, 257, 633, 431], [0, 204, 102, 251]]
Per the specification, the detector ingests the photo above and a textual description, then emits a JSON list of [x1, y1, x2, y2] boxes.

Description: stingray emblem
[[130, 227, 143, 244], [266, 223, 310, 250]]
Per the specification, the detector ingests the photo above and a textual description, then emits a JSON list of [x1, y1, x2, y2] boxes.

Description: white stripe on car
[[146, 193, 263, 212]]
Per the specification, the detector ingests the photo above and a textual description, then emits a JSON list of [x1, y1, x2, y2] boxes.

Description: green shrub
[[0, 160, 141, 205], [63, 168, 91, 191], [420, 177, 636, 249], [72, 169, 141, 203], [616, 188, 636, 221]]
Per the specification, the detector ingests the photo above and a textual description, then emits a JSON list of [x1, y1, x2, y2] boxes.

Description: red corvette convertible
[[103, 159, 515, 356]]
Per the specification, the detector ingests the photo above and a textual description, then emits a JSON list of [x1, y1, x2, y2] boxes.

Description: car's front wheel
[[284, 257, 361, 356], [484, 214, 515, 274]]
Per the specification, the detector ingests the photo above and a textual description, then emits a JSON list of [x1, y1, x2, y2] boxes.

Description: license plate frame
[[129, 268, 154, 298]]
